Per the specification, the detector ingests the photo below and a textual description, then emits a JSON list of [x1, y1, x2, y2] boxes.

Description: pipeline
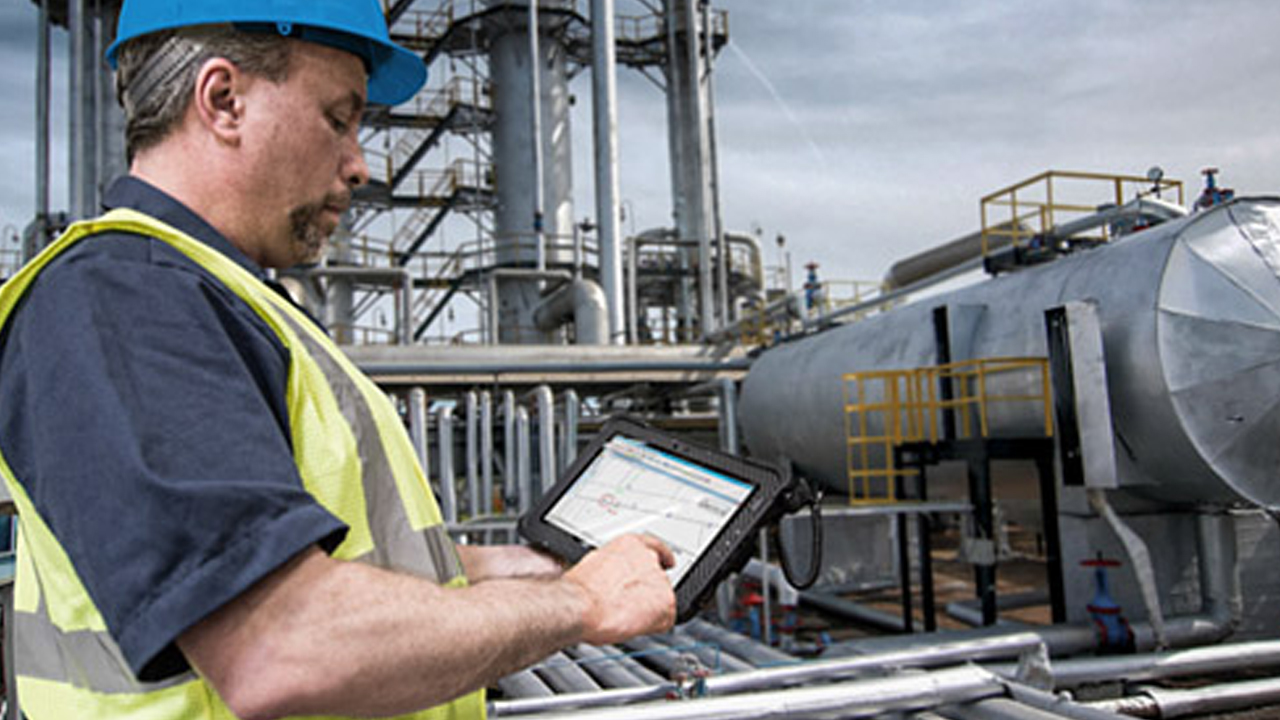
[[500, 665, 1008, 720], [988, 639, 1280, 690], [490, 633, 1045, 716], [1087, 676, 1280, 719], [532, 279, 610, 345]]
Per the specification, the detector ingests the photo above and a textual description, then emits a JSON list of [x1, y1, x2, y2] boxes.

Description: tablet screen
[[543, 436, 755, 585]]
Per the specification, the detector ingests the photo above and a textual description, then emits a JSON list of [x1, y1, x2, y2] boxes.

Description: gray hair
[[114, 25, 293, 162]]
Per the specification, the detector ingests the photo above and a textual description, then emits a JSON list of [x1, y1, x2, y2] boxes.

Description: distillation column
[[67, 0, 126, 221], [664, 0, 717, 340], [489, 2, 577, 343]]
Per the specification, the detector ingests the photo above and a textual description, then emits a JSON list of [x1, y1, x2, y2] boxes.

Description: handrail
[[980, 170, 1185, 256], [842, 357, 1053, 504]]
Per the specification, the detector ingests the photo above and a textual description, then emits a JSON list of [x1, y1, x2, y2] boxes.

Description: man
[[0, 1, 676, 718]]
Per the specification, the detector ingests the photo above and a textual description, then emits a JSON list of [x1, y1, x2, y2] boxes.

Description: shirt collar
[[102, 176, 268, 280]]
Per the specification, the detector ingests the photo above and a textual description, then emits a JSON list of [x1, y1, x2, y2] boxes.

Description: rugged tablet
[[518, 416, 793, 622]]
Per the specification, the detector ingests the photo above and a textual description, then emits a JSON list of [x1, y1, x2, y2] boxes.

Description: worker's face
[[239, 41, 369, 268]]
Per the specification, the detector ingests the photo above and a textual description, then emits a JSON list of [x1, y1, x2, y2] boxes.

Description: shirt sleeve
[[0, 236, 348, 681]]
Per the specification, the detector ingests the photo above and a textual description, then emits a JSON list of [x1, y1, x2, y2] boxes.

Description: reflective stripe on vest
[[0, 209, 484, 720]]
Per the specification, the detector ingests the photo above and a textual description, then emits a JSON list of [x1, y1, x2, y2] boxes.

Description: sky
[[3, 0, 1280, 291]]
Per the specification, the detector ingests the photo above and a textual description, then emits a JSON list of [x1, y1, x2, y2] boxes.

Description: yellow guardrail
[[842, 357, 1053, 505], [980, 170, 1184, 256]]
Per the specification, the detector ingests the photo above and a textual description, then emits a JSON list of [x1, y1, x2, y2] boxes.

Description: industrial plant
[[3, 1, 1279, 719]]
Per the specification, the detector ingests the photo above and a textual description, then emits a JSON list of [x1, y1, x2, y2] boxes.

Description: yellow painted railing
[[980, 170, 1184, 256], [842, 357, 1053, 505]]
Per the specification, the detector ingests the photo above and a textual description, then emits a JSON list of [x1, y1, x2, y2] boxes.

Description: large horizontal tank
[[739, 198, 1280, 509]]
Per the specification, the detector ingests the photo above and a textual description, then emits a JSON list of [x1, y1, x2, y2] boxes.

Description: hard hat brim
[[107, 12, 427, 107]]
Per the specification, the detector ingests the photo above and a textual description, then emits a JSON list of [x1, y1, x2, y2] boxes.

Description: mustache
[[322, 192, 351, 214]]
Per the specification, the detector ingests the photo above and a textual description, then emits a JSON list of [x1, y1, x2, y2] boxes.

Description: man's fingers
[[637, 534, 676, 570]]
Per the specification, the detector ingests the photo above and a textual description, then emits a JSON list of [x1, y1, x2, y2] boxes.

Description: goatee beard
[[289, 201, 331, 265]]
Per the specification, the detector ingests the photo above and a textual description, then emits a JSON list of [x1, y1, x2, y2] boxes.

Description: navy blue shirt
[[0, 177, 347, 681]]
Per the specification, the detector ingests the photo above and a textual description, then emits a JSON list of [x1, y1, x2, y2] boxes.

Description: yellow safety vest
[[0, 209, 485, 720]]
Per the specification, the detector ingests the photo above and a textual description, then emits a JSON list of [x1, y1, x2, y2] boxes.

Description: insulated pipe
[[504, 391, 517, 509], [684, 0, 713, 337], [480, 391, 495, 515], [566, 644, 655, 689], [498, 665, 1008, 720], [724, 230, 766, 291], [989, 640, 1280, 690], [717, 377, 739, 454], [516, 407, 532, 513], [659, 629, 755, 673], [947, 591, 1047, 628], [944, 698, 1118, 720], [306, 267, 413, 345], [408, 388, 430, 474], [682, 618, 795, 668], [436, 405, 457, 524], [561, 389, 579, 473], [1002, 683, 1133, 720], [532, 279, 610, 344], [591, 0, 624, 342], [798, 590, 907, 633], [704, 0, 728, 328], [626, 235, 639, 344], [494, 633, 1046, 717], [68, 0, 90, 219], [618, 634, 682, 677], [535, 652, 602, 694], [465, 392, 480, 519], [534, 386, 556, 493], [1089, 677, 1280, 719], [34, 0, 50, 258], [528, 0, 546, 274], [497, 669, 555, 699]]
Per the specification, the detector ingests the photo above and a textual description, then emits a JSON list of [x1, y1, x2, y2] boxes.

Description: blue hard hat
[[106, 0, 426, 106]]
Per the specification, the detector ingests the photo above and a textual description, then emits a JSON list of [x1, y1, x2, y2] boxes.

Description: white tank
[[739, 198, 1280, 509]]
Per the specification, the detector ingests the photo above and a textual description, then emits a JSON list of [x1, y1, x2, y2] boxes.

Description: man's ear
[[192, 57, 246, 146]]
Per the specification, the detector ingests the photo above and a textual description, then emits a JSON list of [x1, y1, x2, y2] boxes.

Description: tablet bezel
[[518, 416, 792, 622]]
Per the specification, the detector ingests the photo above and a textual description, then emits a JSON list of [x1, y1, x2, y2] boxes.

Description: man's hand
[[561, 534, 677, 645]]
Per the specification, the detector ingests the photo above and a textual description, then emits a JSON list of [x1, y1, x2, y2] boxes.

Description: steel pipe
[[465, 392, 480, 519], [566, 644, 655, 689], [494, 632, 1047, 717], [535, 652, 603, 694], [561, 389, 579, 474], [33, 0, 50, 259], [1089, 676, 1280, 719], [408, 388, 430, 473], [436, 405, 457, 523], [659, 628, 753, 673], [306, 267, 413, 345], [480, 391, 495, 515], [1002, 683, 1132, 720], [516, 406, 532, 514], [504, 391, 517, 509], [944, 697, 1119, 720], [682, 618, 795, 668], [590, 0, 624, 342], [528, 0, 546, 274], [534, 385, 556, 493], [497, 669, 554, 700], [990, 640, 1280, 690], [499, 665, 1007, 720]]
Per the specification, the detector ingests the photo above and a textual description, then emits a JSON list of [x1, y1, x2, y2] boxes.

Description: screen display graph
[[543, 436, 755, 585]]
